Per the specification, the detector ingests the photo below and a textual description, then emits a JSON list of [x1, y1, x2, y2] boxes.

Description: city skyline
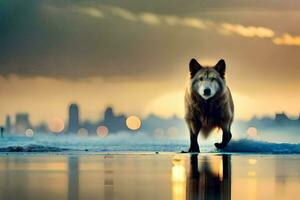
[[2, 102, 300, 127], [1, 102, 300, 138]]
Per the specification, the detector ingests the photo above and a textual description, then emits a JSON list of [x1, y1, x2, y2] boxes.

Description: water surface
[[0, 153, 299, 200]]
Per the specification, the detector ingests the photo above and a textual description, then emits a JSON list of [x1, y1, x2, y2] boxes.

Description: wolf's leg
[[215, 128, 232, 149], [188, 121, 201, 153]]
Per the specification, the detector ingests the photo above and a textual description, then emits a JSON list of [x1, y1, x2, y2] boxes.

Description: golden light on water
[[247, 127, 258, 137], [248, 171, 256, 177], [210, 156, 224, 181], [48, 117, 65, 133], [126, 115, 141, 131], [96, 126, 108, 137], [172, 156, 186, 200], [248, 159, 257, 165], [219, 158, 224, 181], [172, 156, 186, 182], [78, 128, 88, 137], [25, 129, 34, 137]]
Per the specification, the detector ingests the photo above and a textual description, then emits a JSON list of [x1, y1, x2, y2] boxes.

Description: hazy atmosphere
[[1, 0, 300, 125], [1, 2, 300, 200]]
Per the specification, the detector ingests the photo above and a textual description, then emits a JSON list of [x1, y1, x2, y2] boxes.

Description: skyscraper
[[68, 103, 80, 133], [103, 107, 126, 133], [5, 115, 11, 134], [15, 113, 31, 133]]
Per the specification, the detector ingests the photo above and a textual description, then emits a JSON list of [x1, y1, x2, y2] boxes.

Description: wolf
[[185, 58, 234, 152]]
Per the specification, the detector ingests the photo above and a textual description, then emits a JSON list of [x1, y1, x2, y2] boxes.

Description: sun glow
[[145, 90, 185, 118]]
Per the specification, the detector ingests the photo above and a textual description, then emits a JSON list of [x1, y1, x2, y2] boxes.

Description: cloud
[[104, 6, 279, 42], [163, 15, 180, 26], [180, 17, 210, 30], [273, 33, 300, 46], [71, 6, 104, 18], [220, 23, 275, 38], [110, 6, 138, 22], [139, 12, 161, 25], [1, 1, 300, 80], [64, 5, 281, 42]]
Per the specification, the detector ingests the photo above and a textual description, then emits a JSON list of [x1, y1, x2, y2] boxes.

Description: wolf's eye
[[199, 77, 203, 81]]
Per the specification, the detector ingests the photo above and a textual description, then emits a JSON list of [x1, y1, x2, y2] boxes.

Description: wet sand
[[0, 153, 299, 200]]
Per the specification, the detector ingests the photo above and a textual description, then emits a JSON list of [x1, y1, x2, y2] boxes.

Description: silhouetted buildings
[[102, 107, 126, 133], [35, 122, 48, 133], [0, 127, 4, 138], [275, 112, 289, 124], [15, 113, 31, 133], [5, 115, 11, 134], [2, 106, 300, 137], [68, 104, 80, 134]]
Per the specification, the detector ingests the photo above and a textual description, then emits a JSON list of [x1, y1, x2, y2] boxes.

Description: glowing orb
[[126, 115, 141, 131], [247, 127, 257, 137], [49, 117, 65, 133], [96, 126, 108, 137], [78, 128, 88, 137], [167, 126, 178, 137], [154, 128, 164, 138], [25, 129, 34, 137]]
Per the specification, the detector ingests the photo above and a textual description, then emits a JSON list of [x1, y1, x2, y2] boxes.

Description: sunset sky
[[1, 0, 300, 125]]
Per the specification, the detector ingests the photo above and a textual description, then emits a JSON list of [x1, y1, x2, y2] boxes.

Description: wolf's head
[[189, 58, 226, 100]]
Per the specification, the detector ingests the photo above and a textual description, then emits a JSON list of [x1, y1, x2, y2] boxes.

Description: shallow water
[[0, 153, 299, 200], [1, 135, 300, 153]]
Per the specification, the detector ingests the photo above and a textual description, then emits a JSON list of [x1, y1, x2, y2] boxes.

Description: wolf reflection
[[172, 155, 231, 200]]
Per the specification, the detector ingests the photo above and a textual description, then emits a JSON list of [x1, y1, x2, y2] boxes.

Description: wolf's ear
[[189, 58, 202, 78], [214, 59, 226, 78]]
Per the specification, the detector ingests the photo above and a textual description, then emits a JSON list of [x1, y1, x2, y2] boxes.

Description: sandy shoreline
[[0, 153, 299, 200]]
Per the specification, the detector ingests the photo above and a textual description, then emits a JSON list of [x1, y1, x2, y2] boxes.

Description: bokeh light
[[247, 127, 257, 137], [167, 126, 178, 137], [48, 117, 65, 133], [96, 126, 108, 137], [126, 115, 141, 131], [154, 128, 164, 138], [78, 128, 88, 137], [25, 129, 34, 137]]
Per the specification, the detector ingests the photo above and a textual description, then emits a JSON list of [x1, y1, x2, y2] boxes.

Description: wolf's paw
[[215, 132, 232, 149], [214, 142, 227, 149]]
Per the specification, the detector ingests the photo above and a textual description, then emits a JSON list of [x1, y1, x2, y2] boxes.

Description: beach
[[0, 153, 299, 200]]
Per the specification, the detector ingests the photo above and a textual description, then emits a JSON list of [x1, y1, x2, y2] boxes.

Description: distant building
[[274, 112, 289, 124], [15, 113, 31, 133], [35, 122, 49, 133], [5, 115, 11, 134], [102, 107, 126, 133], [68, 103, 80, 133]]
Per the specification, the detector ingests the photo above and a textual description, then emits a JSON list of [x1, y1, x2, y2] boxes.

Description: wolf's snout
[[204, 88, 211, 96]]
